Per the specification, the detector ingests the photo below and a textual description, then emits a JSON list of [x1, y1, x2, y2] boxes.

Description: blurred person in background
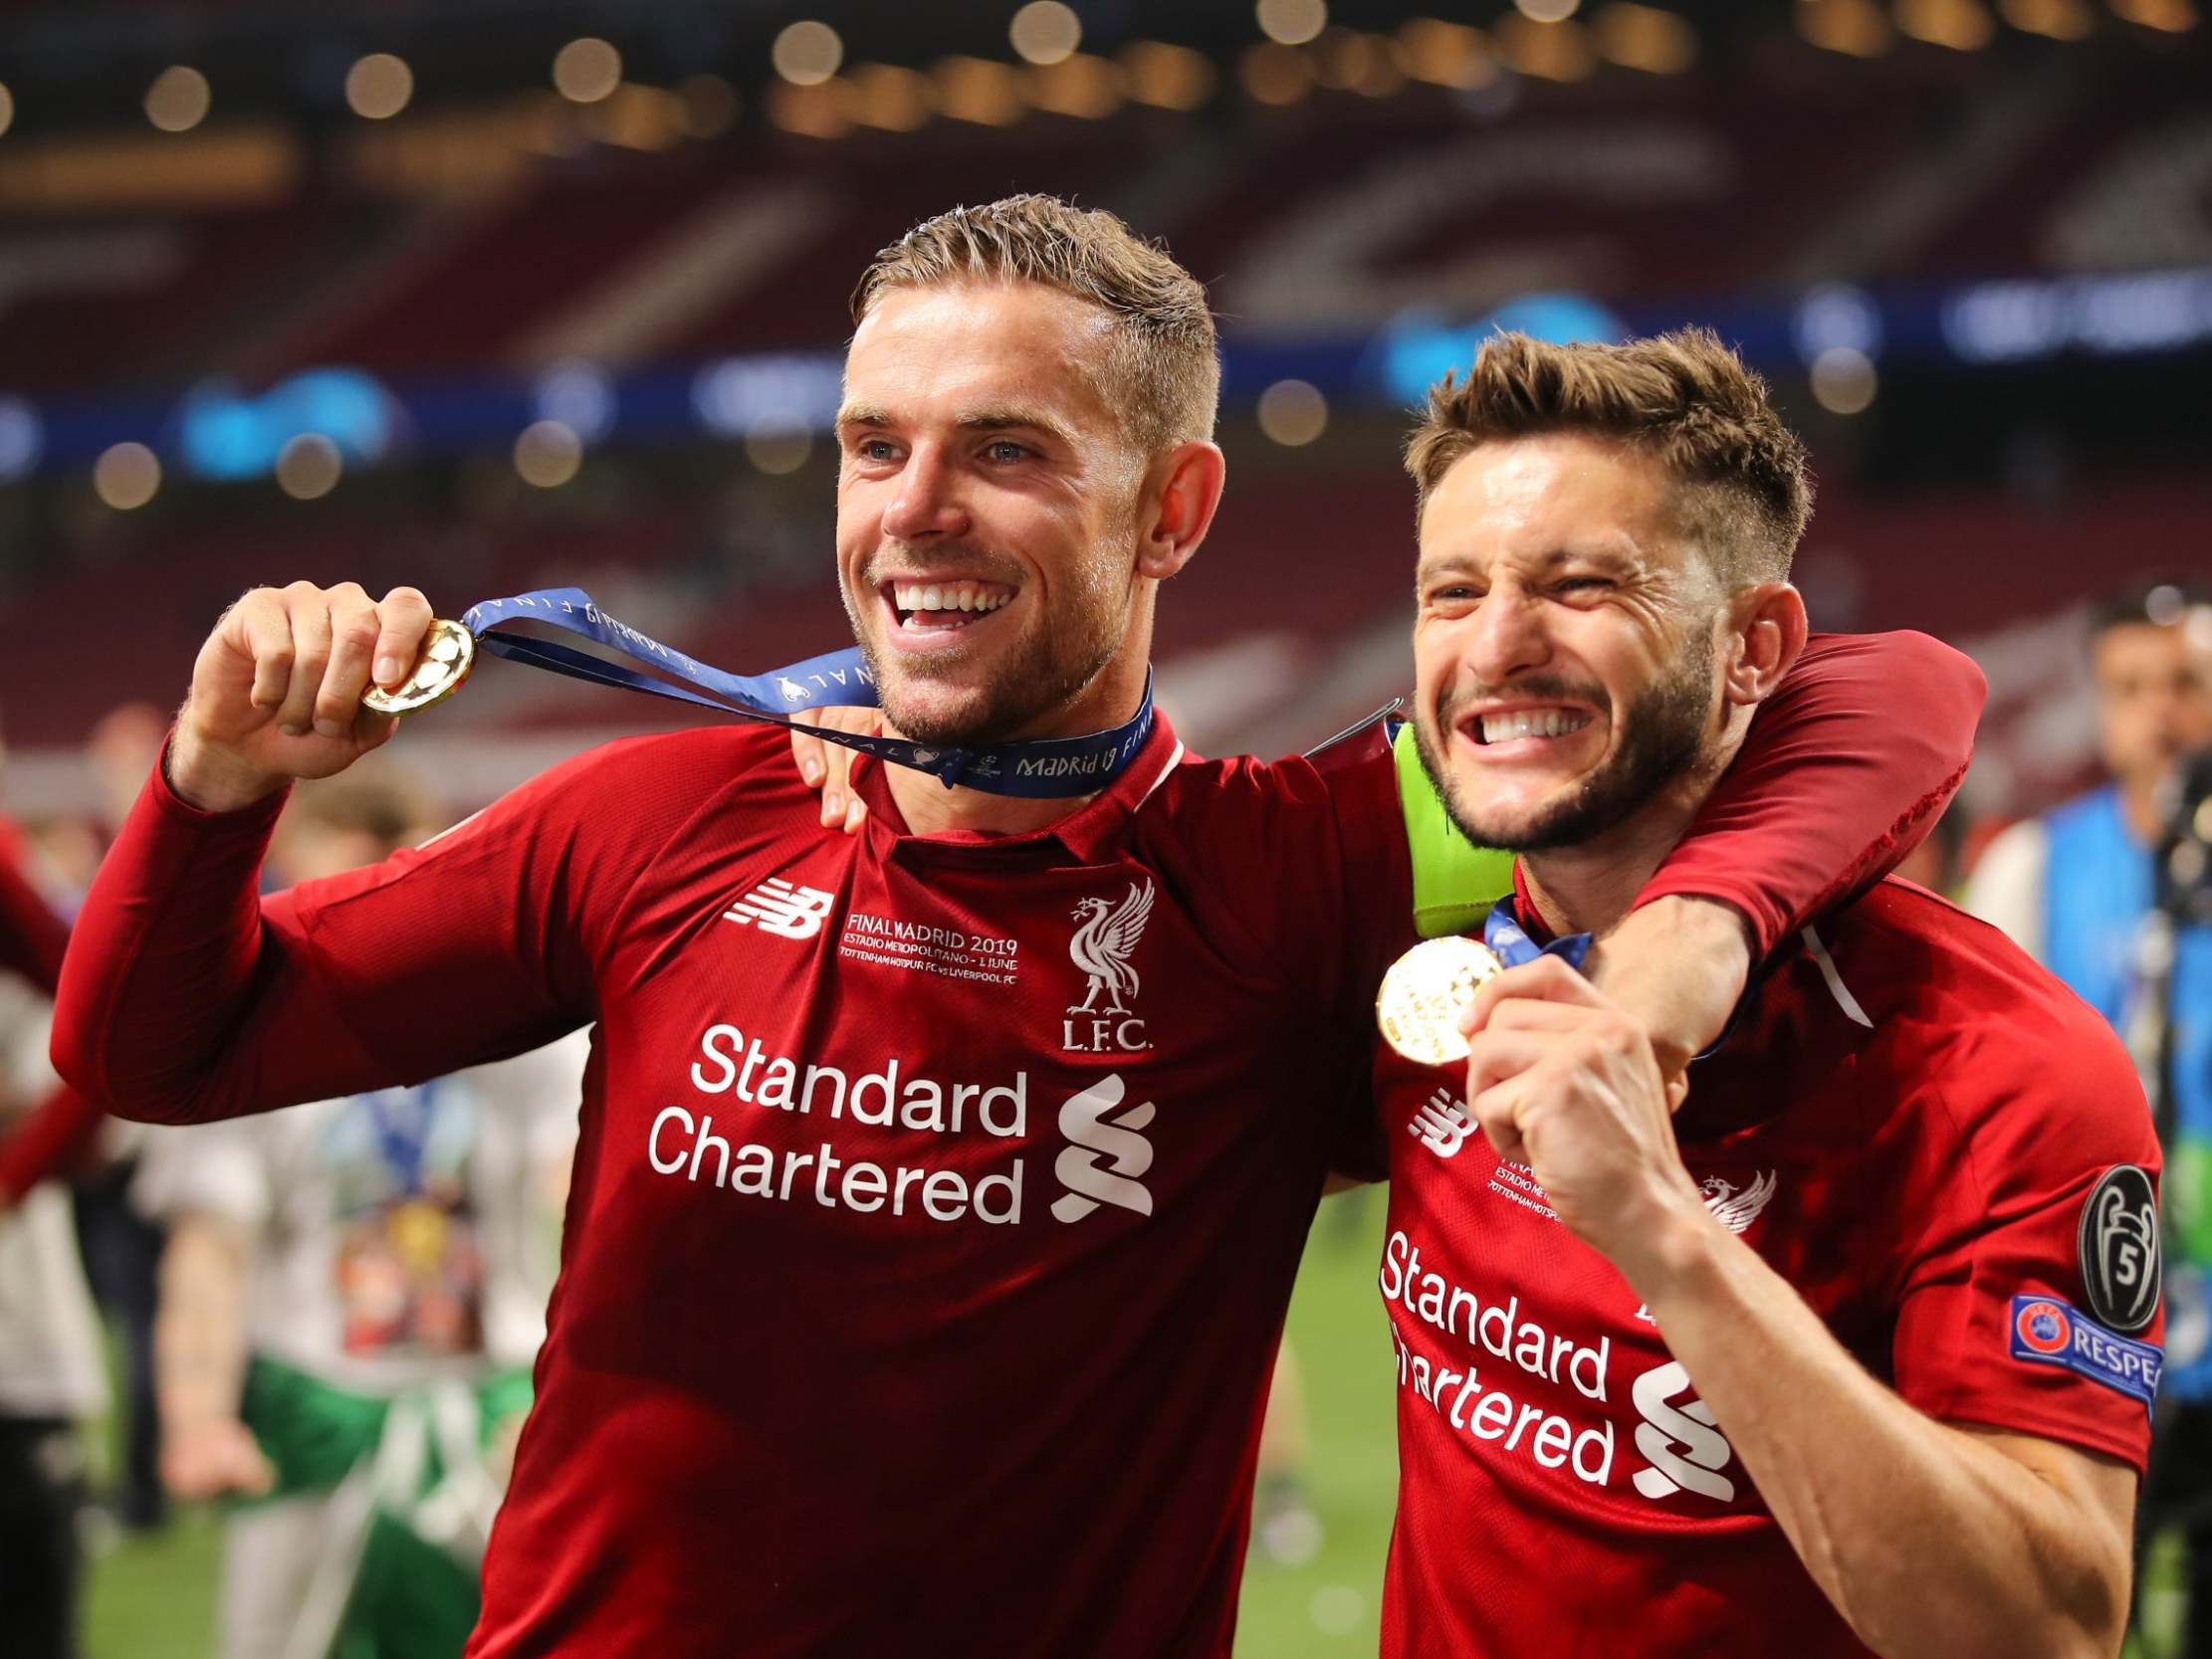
[[0, 730, 107, 1659], [136, 769, 583, 1659], [1966, 578, 2212, 1649], [0, 966, 108, 1659]]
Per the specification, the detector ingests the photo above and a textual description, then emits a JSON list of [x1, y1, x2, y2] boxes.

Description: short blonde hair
[[852, 194, 1219, 455], [1406, 327, 1814, 585]]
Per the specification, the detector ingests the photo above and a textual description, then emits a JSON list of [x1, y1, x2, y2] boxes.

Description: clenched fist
[[170, 581, 434, 812], [1458, 954, 1710, 1278]]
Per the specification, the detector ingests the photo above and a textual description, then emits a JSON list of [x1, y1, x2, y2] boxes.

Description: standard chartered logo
[[1050, 1074, 1156, 1223], [1630, 1361, 1736, 1504]]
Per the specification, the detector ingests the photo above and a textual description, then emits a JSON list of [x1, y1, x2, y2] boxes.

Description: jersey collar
[[853, 712, 1187, 864]]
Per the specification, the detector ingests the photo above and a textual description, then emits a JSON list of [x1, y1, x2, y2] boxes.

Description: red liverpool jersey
[[1376, 880, 2161, 1659], [53, 633, 1981, 1658]]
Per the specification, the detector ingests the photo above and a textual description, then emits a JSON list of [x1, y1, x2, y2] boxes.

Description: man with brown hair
[[57, 200, 1975, 1657], [1377, 328, 2152, 1658]]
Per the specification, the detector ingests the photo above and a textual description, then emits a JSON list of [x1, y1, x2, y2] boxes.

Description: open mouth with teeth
[[1461, 707, 1596, 746], [885, 578, 1017, 635]]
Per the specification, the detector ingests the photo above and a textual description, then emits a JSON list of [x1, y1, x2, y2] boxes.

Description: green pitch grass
[[1233, 1187, 1400, 1659]]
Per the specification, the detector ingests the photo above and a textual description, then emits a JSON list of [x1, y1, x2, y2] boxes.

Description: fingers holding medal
[[361, 618, 476, 716]]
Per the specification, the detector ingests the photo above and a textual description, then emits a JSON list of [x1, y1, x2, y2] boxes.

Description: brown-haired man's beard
[[1414, 629, 1716, 854], [841, 554, 1125, 749]]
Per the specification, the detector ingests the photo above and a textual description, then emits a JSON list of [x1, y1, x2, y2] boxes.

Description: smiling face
[[1410, 433, 1727, 851], [835, 280, 1156, 747]]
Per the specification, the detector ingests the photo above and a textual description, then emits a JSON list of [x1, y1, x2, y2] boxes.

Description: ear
[[1721, 581, 1808, 708], [1136, 442, 1226, 583]]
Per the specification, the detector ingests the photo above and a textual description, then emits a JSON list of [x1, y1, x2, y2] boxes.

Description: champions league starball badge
[[361, 619, 476, 716], [1375, 935, 1505, 1067]]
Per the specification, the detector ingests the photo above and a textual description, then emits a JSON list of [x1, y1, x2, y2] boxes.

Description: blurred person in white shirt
[[136, 770, 583, 1659]]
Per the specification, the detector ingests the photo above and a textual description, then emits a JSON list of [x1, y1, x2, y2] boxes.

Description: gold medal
[[361, 619, 475, 716], [1376, 934, 1504, 1067]]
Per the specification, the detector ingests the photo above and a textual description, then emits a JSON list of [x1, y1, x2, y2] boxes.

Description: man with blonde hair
[[57, 200, 1977, 1656], [1377, 327, 2154, 1657]]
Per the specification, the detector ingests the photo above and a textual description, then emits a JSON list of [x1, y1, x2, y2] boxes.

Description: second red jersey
[[1376, 881, 2160, 1659]]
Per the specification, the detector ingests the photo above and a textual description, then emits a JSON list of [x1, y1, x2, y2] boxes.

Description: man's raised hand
[[787, 707, 882, 834], [170, 581, 434, 812], [1456, 955, 1708, 1273]]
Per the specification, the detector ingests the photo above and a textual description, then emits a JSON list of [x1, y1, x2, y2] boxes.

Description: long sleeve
[[0, 1083, 106, 1202], [1637, 631, 1984, 955], [49, 732, 682, 1126], [0, 820, 71, 995]]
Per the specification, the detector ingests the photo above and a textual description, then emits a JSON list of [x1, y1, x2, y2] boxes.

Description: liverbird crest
[[1066, 880, 1156, 1016]]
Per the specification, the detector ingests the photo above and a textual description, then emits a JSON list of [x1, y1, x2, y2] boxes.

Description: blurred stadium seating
[[2, 2, 2205, 821]]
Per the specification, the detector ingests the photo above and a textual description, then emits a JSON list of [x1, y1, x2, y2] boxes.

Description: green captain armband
[[1394, 722, 1516, 939]]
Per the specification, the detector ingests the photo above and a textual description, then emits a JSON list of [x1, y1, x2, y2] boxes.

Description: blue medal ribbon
[[458, 588, 1154, 799], [1484, 896, 1744, 1062], [1482, 897, 1593, 972]]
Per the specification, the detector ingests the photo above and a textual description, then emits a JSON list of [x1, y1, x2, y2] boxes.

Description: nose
[[880, 443, 971, 543], [1461, 582, 1550, 689]]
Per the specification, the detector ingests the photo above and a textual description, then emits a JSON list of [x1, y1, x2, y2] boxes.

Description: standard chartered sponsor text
[[1381, 1229, 1617, 1486], [649, 1023, 1030, 1225]]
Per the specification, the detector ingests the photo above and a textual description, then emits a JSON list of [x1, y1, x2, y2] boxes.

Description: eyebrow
[[833, 404, 1076, 449], [1415, 544, 1639, 584]]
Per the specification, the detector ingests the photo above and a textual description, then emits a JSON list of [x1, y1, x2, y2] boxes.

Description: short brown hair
[[1405, 327, 1814, 585], [852, 194, 1219, 455]]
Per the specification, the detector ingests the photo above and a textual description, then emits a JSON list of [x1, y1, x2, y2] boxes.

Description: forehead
[[1418, 433, 1680, 570], [843, 280, 1117, 431], [2095, 623, 2197, 681]]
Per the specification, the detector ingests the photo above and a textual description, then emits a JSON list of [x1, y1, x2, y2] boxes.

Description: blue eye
[[986, 441, 1029, 463]]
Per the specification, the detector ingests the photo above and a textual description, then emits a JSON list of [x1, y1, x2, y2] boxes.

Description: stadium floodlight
[[1024, 56, 1124, 118], [145, 66, 212, 133], [774, 21, 846, 86], [1240, 42, 1315, 104], [1393, 19, 1496, 88], [345, 54, 414, 119], [842, 64, 934, 131], [1256, 0, 1328, 48], [2109, 0, 2197, 30], [514, 421, 583, 489], [93, 442, 161, 510], [1256, 380, 1328, 447], [933, 57, 1026, 124], [1594, 4, 1699, 71], [553, 38, 623, 104], [2000, 0, 2096, 36], [1514, 0, 1582, 20], [1010, 1, 1084, 66], [1497, 13, 1599, 77], [1119, 42, 1217, 108], [1809, 347, 1878, 415], [1796, 0, 1894, 54], [275, 434, 342, 501], [1896, 0, 1998, 48], [744, 422, 813, 475]]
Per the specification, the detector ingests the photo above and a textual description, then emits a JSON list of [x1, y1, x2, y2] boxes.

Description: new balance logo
[[1411, 1090, 1473, 1159], [1051, 1074, 1155, 1223], [723, 879, 835, 940]]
